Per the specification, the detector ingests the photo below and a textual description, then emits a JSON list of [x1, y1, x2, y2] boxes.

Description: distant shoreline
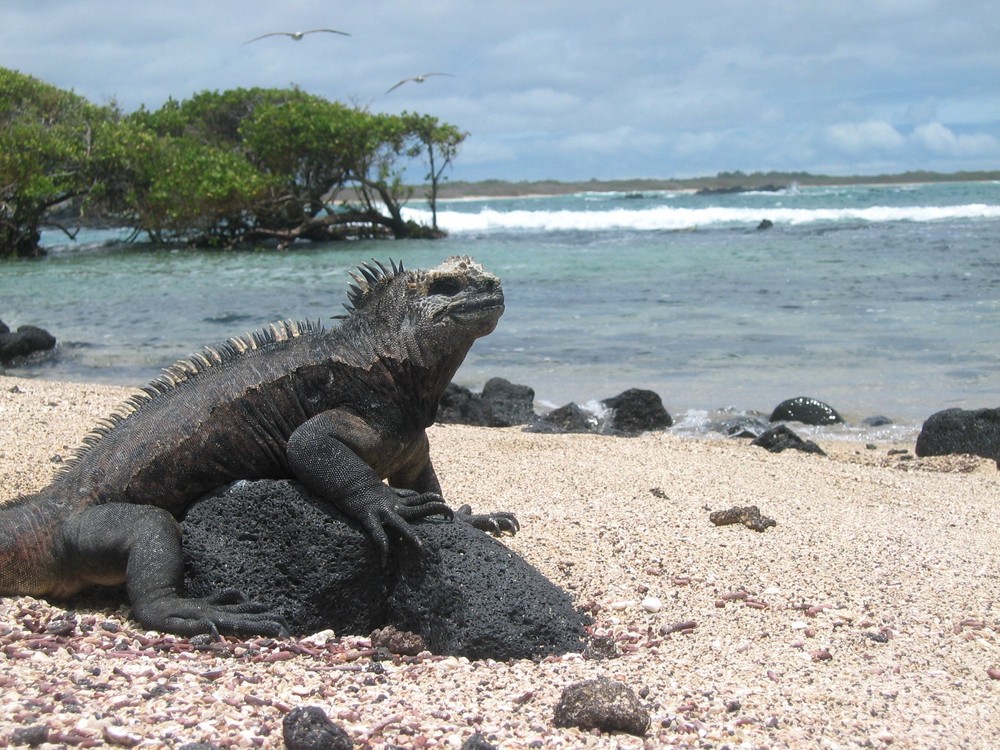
[[433, 169, 1000, 200]]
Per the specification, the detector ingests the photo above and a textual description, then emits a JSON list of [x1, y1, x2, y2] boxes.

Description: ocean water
[[2, 180, 999, 442]]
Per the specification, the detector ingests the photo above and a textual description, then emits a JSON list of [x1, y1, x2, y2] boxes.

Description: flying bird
[[243, 29, 350, 44], [385, 73, 454, 95]]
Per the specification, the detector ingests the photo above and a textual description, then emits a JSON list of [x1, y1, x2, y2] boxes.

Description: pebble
[[552, 677, 650, 737], [641, 596, 662, 612]]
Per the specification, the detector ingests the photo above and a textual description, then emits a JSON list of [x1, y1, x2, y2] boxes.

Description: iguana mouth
[[443, 292, 504, 315], [442, 293, 504, 335], [446, 293, 505, 320]]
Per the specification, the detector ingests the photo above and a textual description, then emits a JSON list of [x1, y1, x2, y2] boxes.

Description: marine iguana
[[0, 256, 515, 638]]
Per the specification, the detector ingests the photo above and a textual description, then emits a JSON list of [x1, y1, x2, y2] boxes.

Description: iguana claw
[[456, 504, 520, 536], [133, 590, 290, 639], [351, 487, 453, 563]]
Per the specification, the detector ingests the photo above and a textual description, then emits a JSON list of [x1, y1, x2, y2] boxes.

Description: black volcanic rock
[[770, 397, 843, 426], [437, 383, 490, 425], [915, 408, 1000, 468], [526, 402, 598, 434], [0, 320, 56, 363], [600, 388, 673, 434], [480, 377, 536, 426], [282, 706, 352, 750], [752, 424, 826, 455], [437, 378, 535, 427], [182, 480, 588, 660]]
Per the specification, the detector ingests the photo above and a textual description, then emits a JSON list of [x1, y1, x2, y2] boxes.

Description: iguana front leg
[[286, 410, 452, 559], [58, 504, 289, 638]]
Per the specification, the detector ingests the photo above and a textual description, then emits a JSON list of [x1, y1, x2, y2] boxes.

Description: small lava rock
[[282, 706, 353, 750], [583, 634, 620, 660], [915, 407, 1000, 467], [370, 625, 427, 656], [460, 733, 499, 750], [752, 424, 826, 455], [553, 677, 650, 736], [12, 725, 49, 747], [0, 321, 57, 363], [526, 402, 598, 433], [709, 505, 777, 532]]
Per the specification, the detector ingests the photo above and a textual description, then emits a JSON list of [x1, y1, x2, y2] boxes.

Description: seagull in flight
[[243, 29, 350, 44], [385, 73, 454, 94]]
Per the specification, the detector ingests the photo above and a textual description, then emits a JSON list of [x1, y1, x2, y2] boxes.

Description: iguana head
[[342, 256, 504, 367]]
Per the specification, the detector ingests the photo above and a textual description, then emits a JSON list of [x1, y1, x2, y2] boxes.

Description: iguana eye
[[428, 277, 463, 296]]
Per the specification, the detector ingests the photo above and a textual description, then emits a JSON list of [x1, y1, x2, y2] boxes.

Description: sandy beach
[[1, 374, 998, 748]]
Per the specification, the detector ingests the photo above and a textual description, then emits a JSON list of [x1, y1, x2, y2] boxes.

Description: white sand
[[1, 375, 999, 748]]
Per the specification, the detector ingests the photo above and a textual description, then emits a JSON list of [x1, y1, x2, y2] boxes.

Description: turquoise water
[[2, 181, 999, 439]]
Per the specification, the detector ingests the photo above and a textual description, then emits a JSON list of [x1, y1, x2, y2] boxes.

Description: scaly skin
[[0, 256, 516, 638]]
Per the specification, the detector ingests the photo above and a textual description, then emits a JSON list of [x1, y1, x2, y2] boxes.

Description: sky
[[3, 0, 1000, 183]]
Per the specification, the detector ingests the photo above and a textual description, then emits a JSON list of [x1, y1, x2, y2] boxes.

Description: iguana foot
[[347, 487, 453, 562], [132, 589, 290, 640], [456, 504, 520, 536]]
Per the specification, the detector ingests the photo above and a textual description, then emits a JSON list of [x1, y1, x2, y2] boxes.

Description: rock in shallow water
[[526, 402, 598, 433], [770, 396, 843, 426], [0, 320, 56, 363], [600, 388, 673, 433], [182, 480, 589, 660]]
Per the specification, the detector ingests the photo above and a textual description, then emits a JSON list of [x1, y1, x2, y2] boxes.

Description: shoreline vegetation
[[431, 169, 1000, 200], [2, 68, 465, 257]]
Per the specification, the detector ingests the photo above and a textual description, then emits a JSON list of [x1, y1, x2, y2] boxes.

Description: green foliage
[[107, 120, 273, 245], [0, 70, 468, 255], [0, 68, 120, 257], [123, 86, 467, 246]]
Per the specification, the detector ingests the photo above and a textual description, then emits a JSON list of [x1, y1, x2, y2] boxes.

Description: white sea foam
[[402, 203, 1000, 234]]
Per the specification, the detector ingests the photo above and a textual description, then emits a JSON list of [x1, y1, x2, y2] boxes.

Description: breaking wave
[[402, 202, 1000, 234]]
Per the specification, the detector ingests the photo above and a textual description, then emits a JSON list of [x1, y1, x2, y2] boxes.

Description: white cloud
[[913, 122, 999, 157], [826, 121, 906, 154]]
